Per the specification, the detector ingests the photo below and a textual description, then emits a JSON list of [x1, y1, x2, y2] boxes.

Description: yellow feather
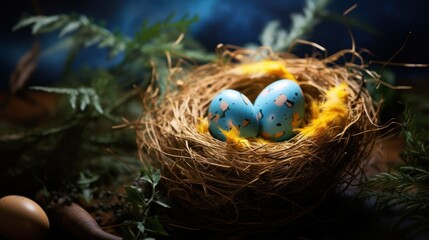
[[231, 61, 296, 80], [196, 117, 209, 134], [309, 99, 320, 120], [197, 117, 254, 147], [220, 126, 250, 147], [298, 82, 348, 138]]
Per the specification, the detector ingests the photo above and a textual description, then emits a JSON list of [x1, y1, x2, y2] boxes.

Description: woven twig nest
[[137, 47, 378, 231]]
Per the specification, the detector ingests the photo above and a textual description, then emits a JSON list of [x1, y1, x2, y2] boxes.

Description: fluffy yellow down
[[197, 117, 271, 148], [298, 82, 349, 138], [230, 60, 296, 81], [197, 117, 250, 146], [196, 117, 209, 134], [219, 126, 250, 146]]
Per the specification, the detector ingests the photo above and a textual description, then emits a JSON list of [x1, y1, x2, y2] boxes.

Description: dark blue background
[[1, 0, 429, 89]]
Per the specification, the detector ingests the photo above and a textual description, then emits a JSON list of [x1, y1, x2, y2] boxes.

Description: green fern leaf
[[29, 86, 104, 114], [59, 20, 81, 37], [260, 0, 330, 51]]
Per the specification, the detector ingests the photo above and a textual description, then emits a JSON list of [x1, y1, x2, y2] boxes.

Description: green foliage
[[13, 13, 214, 95], [14, 14, 127, 58], [2, 15, 213, 239], [0, 70, 139, 193], [133, 13, 198, 43], [259, 0, 330, 51], [30, 86, 104, 114], [2, 12, 214, 197], [361, 106, 429, 236], [401, 106, 429, 164], [400, 94, 429, 145], [122, 167, 170, 239]]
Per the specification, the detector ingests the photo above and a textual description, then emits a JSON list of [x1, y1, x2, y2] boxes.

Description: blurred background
[[1, 0, 429, 90]]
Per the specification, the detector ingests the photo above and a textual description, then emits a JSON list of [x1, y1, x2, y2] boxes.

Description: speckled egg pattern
[[254, 79, 305, 141], [208, 89, 259, 141]]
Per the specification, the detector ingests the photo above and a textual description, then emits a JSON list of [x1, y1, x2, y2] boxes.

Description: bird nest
[[137, 47, 379, 232]]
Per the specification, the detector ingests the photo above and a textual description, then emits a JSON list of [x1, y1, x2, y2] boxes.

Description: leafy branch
[[123, 167, 170, 239], [401, 106, 429, 164], [361, 105, 429, 236]]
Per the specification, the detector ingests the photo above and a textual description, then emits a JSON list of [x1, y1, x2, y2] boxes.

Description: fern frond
[[14, 14, 128, 58], [364, 167, 429, 192], [402, 105, 429, 163], [361, 105, 429, 236], [13, 15, 66, 34], [260, 0, 330, 51], [30, 86, 103, 114]]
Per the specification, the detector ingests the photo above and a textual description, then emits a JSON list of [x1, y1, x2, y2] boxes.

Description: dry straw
[[137, 45, 379, 232]]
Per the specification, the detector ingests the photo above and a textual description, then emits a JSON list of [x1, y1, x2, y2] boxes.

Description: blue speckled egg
[[254, 79, 305, 142], [208, 89, 259, 141]]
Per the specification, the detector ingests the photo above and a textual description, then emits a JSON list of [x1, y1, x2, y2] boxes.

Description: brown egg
[[0, 195, 50, 240]]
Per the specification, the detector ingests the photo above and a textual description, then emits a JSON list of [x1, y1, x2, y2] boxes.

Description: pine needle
[[361, 105, 429, 236]]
